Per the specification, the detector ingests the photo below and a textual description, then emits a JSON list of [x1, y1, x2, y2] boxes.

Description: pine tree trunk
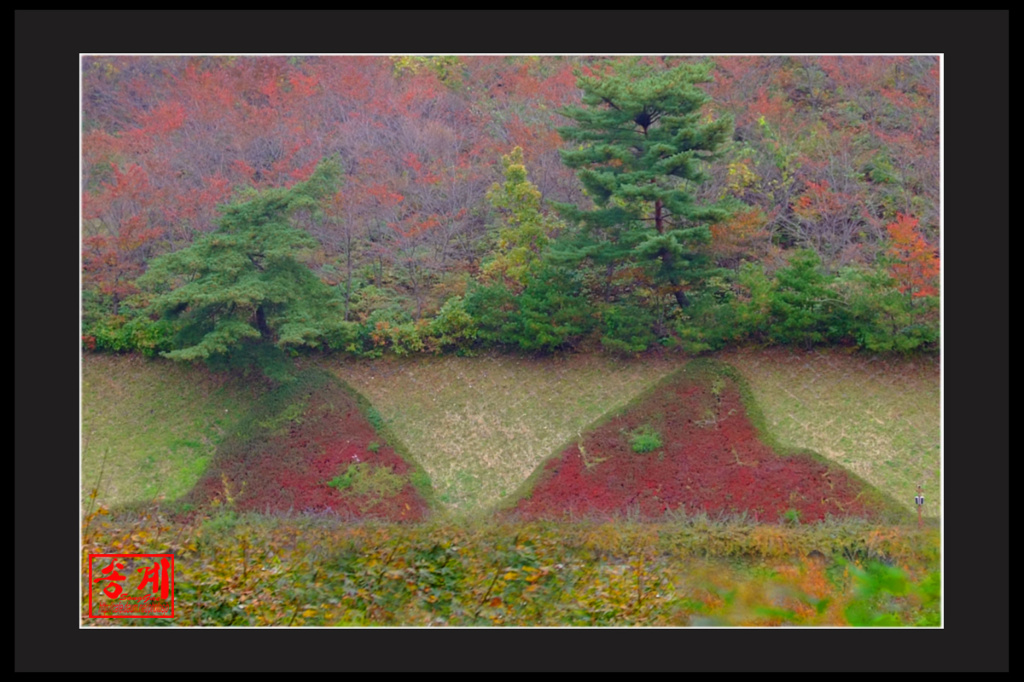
[[674, 288, 690, 308], [255, 304, 271, 339], [654, 198, 689, 308]]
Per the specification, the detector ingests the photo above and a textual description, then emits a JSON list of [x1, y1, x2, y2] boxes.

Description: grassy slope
[[82, 355, 256, 510], [83, 349, 939, 520], [326, 353, 678, 514], [718, 348, 941, 517], [330, 349, 939, 518]]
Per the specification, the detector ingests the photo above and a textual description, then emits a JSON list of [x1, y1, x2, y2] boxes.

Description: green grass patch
[[328, 462, 405, 499], [82, 354, 257, 510], [256, 398, 307, 434], [628, 425, 663, 453]]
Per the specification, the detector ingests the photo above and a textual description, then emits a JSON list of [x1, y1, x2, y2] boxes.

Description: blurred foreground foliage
[[82, 506, 939, 627]]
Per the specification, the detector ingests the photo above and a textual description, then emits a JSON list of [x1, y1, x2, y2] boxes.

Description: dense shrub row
[[83, 248, 938, 364]]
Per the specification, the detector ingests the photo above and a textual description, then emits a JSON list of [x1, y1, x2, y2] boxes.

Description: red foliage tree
[[885, 213, 939, 298], [82, 164, 164, 314]]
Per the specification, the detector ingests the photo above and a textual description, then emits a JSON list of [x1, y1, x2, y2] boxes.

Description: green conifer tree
[[482, 146, 562, 288], [140, 158, 343, 369], [553, 57, 734, 309]]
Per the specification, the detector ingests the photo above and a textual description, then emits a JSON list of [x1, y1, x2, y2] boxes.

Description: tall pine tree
[[553, 57, 734, 308]]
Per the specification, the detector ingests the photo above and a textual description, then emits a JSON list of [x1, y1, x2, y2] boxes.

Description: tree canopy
[[481, 146, 563, 288], [553, 57, 736, 308], [81, 57, 940, 357], [140, 158, 343, 368]]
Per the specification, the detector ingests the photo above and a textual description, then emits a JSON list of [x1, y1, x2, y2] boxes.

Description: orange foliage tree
[[885, 213, 939, 299]]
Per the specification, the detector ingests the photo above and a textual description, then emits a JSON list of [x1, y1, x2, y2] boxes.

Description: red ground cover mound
[[508, 366, 883, 523], [187, 381, 429, 521]]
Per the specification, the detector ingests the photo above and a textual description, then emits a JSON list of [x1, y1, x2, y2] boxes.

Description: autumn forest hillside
[[79, 55, 945, 628], [82, 56, 939, 363]]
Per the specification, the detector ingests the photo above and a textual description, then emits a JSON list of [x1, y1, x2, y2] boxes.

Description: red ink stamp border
[[87, 553, 175, 619]]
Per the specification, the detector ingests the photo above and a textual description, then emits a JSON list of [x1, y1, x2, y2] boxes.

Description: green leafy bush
[[836, 264, 939, 354], [428, 296, 478, 355], [362, 308, 425, 357], [511, 263, 594, 353], [464, 263, 594, 353], [843, 560, 940, 627], [463, 281, 519, 347], [327, 462, 405, 498], [321, 320, 364, 355], [766, 249, 836, 348], [600, 301, 657, 355], [628, 425, 663, 453]]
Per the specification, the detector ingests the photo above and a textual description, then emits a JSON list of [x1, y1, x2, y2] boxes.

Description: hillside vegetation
[[82, 355, 257, 509], [84, 350, 938, 520], [503, 359, 909, 523], [83, 56, 939, 362], [83, 513, 940, 626], [79, 54, 943, 629], [328, 353, 678, 513], [720, 348, 940, 516]]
